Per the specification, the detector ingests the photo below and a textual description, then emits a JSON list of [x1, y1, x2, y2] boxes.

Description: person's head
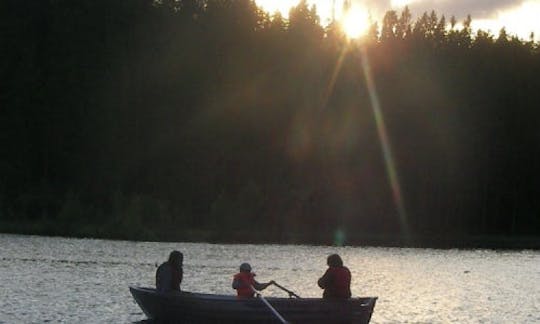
[[239, 262, 252, 273], [327, 254, 343, 267], [168, 250, 183, 267]]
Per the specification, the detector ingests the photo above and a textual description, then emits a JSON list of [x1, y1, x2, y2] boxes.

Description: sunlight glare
[[255, 0, 347, 26], [471, 1, 540, 41], [341, 5, 370, 39], [391, 0, 413, 8], [255, 0, 540, 42], [499, 1, 540, 41], [256, 0, 295, 17]]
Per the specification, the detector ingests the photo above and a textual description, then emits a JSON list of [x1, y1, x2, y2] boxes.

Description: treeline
[[1, 0, 539, 247]]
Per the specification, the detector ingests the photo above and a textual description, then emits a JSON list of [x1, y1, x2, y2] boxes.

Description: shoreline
[[1, 221, 539, 250]]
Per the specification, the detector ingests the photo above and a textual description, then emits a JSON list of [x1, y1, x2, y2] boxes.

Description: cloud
[[360, 0, 525, 20]]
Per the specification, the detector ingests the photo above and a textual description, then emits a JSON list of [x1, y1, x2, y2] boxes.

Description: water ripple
[[0, 234, 539, 323]]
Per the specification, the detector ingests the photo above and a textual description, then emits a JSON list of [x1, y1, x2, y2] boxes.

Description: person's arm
[[171, 266, 182, 291], [156, 264, 174, 292], [232, 277, 242, 289], [253, 280, 275, 291], [318, 269, 332, 289], [156, 265, 163, 290]]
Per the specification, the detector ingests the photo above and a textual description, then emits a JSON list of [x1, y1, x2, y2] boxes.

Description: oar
[[272, 282, 301, 299], [251, 285, 289, 324]]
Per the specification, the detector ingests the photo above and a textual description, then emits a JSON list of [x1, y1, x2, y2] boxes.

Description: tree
[[381, 10, 398, 41], [396, 6, 412, 40]]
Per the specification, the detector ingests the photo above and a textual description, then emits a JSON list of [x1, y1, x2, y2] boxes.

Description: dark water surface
[[1, 234, 539, 323]]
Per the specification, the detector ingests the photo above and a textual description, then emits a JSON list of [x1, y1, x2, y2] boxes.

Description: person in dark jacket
[[232, 263, 274, 298], [156, 250, 183, 292], [317, 254, 351, 299]]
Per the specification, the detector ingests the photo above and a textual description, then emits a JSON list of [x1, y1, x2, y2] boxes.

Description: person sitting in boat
[[232, 262, 274, 298], [156, 250, 183, 293], [317, 254, 351, 299]]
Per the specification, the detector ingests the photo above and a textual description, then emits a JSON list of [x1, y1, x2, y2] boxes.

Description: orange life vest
[[233, 272, 256, 298]]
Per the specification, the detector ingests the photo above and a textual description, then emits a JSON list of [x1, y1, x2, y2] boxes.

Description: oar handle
[[251, 285, 289, 324], [272, 282, 301, 298]]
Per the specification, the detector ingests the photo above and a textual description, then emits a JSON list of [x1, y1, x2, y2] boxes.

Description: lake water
[[1, 234, 539, 323]]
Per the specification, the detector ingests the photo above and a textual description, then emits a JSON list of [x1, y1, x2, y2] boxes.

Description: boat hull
[[130, 286, 376, 323]]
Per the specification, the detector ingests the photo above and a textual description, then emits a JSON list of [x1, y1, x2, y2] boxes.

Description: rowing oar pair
[[251, 282, 300, 324]]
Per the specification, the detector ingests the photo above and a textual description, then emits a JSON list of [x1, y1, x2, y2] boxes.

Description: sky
[[255, 0, 540, 41]]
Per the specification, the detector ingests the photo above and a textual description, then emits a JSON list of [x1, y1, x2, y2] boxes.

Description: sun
[[341, 5, 370, 39], [254, 0, 371, 38]]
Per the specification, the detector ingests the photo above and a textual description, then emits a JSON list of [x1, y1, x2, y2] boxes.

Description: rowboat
[[129, 286, 377, 323]]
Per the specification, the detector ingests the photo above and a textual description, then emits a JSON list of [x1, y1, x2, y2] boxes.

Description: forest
[[1, 0, 539, 248]]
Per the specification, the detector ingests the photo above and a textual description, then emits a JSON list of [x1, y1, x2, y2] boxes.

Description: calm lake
[[1, 234, 539, 323]]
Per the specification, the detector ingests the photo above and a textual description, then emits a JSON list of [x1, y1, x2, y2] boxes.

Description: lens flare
[[321, 47, 348, 112], [320, 41, 410, 240], [359, 46, 410, 239], [334, 228, 346, 246]]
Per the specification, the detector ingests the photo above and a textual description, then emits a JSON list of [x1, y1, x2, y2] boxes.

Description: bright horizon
[[255, 0, 540, 41]]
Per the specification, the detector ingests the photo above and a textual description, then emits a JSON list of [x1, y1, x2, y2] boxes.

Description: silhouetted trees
[[1, 1, 539, 247]]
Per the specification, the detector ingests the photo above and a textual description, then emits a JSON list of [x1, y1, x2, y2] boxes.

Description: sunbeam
[[321, 46, 349, 112], [358, 45, 410, 239], [320, 39, 410, 239]]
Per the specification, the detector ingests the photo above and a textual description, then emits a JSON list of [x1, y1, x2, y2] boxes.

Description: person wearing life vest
[[317, 254, 351, 299], [156, 250, 183, 293], [232, 263, 274, 298]]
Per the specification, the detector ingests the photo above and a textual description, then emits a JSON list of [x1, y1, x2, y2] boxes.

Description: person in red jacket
[[232, 263, 274, 298], [317, 254, 351, 299]]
